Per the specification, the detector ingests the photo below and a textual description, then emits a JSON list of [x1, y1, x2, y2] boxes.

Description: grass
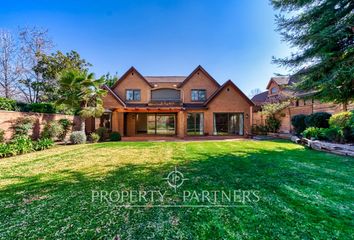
[[0, 140, 353, 239]]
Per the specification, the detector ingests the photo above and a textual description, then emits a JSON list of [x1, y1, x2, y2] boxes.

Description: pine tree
[[271, 0, 354, 110]]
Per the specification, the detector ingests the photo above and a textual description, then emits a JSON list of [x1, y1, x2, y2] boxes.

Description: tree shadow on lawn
[[0, 144, 353, 239]]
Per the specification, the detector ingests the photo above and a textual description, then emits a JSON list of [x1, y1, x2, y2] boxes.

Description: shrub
[[0, 143, 17, 158], [110, 132, 121, 141], [291, 114, 307, 135], [11, 135, 33, 154], [13, 117, 34, 137], [322, 127, 344, 143], [0, 137, 54, 158], [90, 133, 100, 143], [265, 116, 281, 133], [305, 112, 331, 128], [70, 131, 86, 144], [33, 138, 54, 151], [96, 127, 108, 141], [329, 111, 353, 129], [58, 119, 72, 140], [15, 102, 30, 112], [328, 111, 354, 143], [28, 102, 56, 113], [55, 104, 76, 115], [302, 127, 325, 140], [251, 125, 268, 135], [41, 121, 64, 140], [0, 129, 5, 143], [0, 97, 16, 111]]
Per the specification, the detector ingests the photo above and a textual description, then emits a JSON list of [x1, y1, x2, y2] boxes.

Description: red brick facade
[[252, 77, 353, 133], [92, 66, 254, 138]]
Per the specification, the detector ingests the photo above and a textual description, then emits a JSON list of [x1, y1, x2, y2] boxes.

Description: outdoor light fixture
[[245, 113, 249, 119]]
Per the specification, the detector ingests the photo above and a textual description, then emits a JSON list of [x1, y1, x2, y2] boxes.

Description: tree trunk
[[342, 101, 347, 111], [80, 117, 86, 132]]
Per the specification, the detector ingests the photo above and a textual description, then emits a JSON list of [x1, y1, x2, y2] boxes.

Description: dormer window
[[271, 87, 278, 94], [126, 89, 141, 101], [191, 89, 206, 101]]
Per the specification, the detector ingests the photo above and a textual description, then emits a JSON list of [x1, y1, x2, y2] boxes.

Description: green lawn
[[0, 140, 353, 239]]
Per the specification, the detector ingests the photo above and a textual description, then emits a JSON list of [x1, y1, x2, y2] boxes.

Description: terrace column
[[111, 111, 119, 132], [177, 111, 185, 138]]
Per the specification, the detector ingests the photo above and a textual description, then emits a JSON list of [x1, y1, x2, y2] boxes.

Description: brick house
[[251, 76, 353, 133], [86, 66, 254, 138]]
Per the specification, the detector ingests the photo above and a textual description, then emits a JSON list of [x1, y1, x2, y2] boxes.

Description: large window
[[147, 114, 176, 135], [191, 89, 206, 101], [151, 89, 180, 102], [187, 113, 204, 135], [271, 87, 278, 94], [213, 113, 244, 135], [126, 89, 141, 101]]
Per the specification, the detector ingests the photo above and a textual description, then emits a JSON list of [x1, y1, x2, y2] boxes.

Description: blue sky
[[1, 0, 292, 95]]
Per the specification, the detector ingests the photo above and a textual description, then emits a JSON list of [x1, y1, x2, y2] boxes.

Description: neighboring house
[[86, 66, 254, 138], [252, 76, 353, 133]]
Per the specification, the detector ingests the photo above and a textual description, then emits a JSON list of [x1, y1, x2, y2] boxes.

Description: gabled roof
[[144, 76, 186, 83], [266, 76, 290, 89], [204, 80, 254, 106], [251, 91, 268, 104], [102, 85, 126, 107], [111, 66, 153, 89], [178, 65, 220, 88]]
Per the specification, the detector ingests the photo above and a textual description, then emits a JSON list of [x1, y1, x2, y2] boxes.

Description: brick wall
[[253, 102, 353, 134], [0, 110, 81, 140], [180, 69, 219, 103]]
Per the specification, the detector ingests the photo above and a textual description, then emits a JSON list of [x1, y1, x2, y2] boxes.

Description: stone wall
[[0, 110, 81, 140]]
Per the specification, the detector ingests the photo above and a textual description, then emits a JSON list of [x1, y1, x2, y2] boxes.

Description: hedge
[[0, 97, 74, 114]]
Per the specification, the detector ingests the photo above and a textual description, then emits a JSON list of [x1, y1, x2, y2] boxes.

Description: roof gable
[[266, 76, 290, 89], [178, 65, 220, 88], [111, 67, 153, 89], [204, 80, 254, 106], [102, 85, 126, 107]]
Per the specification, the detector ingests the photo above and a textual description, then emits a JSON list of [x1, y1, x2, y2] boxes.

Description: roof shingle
[[144, 76, 186, 83]]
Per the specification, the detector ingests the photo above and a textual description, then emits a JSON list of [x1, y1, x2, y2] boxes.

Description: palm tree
[[57, 70, 106, 132]]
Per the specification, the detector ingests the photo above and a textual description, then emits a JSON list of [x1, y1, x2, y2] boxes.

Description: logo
[[163, 166, 188, 192], [91, 166, 260, 207]]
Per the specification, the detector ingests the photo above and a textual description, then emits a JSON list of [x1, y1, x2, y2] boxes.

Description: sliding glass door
[[147, 114, 176, 135], [187, 113, 204, 135], [214, 113, 244, 135]]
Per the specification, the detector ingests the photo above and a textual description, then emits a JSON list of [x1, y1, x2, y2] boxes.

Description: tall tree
[[34, 50, 92, 101], [271, 0, 354, 110], [0, 30, 19, 98], [17, 27, 53, 103], [102, 72, 119, 87], [57, 70, 106, 132]]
